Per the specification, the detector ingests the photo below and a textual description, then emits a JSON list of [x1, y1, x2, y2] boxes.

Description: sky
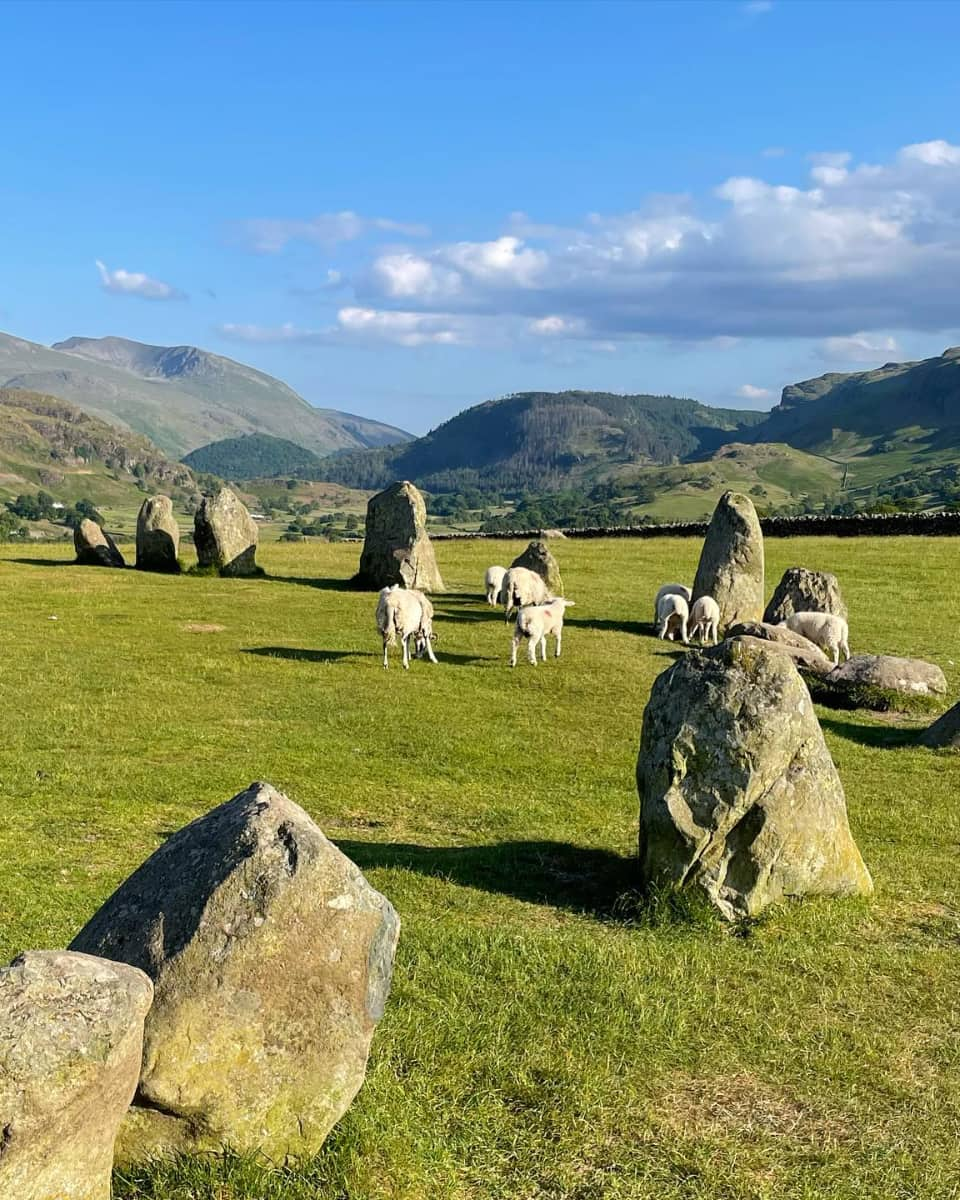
[[3, 0, 960, 436]]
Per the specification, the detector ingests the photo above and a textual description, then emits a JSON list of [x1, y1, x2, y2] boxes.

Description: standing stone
[[764, 567, 848, 624], [510, 539, 564, 596], [74, 517, 125, 568], [194, 487, 259, 577], [922, 699, 960, 748], [0, 950, 153, 1200], [136, 495, 180, 573], [354, 480, 443, 591], [637, 638, 872, 920], [71, 781, 400, 1163], [691, 491, 764, 630]]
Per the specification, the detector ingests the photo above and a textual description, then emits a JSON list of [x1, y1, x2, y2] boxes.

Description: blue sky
[[3, 0, 960, 435]]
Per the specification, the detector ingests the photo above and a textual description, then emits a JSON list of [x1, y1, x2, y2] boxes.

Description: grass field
[[2, 536, 959, 1200]]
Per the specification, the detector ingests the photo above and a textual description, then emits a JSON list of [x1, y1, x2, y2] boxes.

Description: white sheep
[[510, 598, 576, 666], [653, 582, 691, 624], [376, 585, 439, 670], [688, 595, 720, 646], [501, 566, 552, 620], [780, 611, 850, 666], [656, 592, 689, 643], [485, 565, 507, 606]]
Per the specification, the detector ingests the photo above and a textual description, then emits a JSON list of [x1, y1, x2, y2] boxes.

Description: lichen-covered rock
[[691, 491, 764, 630], [637, 638, 872, 920], [136, 495, 180, 573], [510, 540, 564, 596], [354, 480, 443, 591], [0, 950, 152, 1200], [74, 517, 125, 568], [726, 621, 833, 675], [764, 567, 848, 624], [827, 654, 947, 697], [70, 781, 400, 1162], [921, 699, 960, 748], [194, 487, 259, 577]]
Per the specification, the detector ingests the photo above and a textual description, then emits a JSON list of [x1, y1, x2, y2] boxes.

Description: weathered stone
[[194, 487, 259, 577], [637, 638, 873, 920], [764, 567, 848, 624], [0, 950, 152, 1200], [727, 621, 833, 676], [826, 654, 947, 698], [354, 480, 443, 591], [921, 699, 960, 748], [74, 517, 125, 568], [71, 781, 400, 1162], [136, 495, 180, 573], [691, 491, 764, 630], [510, 540, 564, 595]]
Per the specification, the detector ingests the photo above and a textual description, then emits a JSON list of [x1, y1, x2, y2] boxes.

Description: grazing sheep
[[781, 611, 850, 666], [510, 598, 576, 667], [656, 592, 689, 644], [485, 565, 507, 606], [689, 595, 720, 646], [654, 582, 691, 624], [501, 566, 552, 620], [376, 584, 439, 670]]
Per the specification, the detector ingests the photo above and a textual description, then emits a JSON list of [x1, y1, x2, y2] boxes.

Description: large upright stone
[[74, 517, 125, 568], [354, 480, 443, 591], [764, 567, 848, 624], [0, 950, 153, 1200], [71, 781, 400, 1162], [136, 495, 180, 573], [194, 487, 259, 577], [510, 539, 564, 596], [692, 491, 764, 630], [922, 699, 960, 748], [637, 638, 872, 920]]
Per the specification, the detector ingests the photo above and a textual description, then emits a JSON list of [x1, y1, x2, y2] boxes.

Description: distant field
[[2, 538, 959, 1200]]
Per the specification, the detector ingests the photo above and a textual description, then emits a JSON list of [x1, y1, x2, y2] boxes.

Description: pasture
[[1, 536, 959, 1200]]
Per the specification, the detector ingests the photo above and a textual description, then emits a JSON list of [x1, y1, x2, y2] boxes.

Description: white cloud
[[818, 333, 901, 364], [237, 211, 429, 253], [220, 307, 467, 348], [742, 1, 773, 13], [95, 260, 184, 301], [528, 315, 587, 337], [737, 384, 773, 400]]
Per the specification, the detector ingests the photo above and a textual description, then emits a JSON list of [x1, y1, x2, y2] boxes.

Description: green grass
[[2, 537, 960, 1200]]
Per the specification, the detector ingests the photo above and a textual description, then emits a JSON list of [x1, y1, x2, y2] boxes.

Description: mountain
[[183, 433, 321, 478], [0, 332, 411, 459], [309, 390, 766, 493]]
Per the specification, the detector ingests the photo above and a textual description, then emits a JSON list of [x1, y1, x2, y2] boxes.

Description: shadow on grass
[[263, 573, 362, 593], [6, 556, 75, 567], [564, 616, 653, 637], [243, 646, 492, 666], [336, 838, 714, 927], [819, 716, 924, 749]]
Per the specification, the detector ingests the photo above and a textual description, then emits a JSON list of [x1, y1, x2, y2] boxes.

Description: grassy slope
[[1, 538, 959, 1200]]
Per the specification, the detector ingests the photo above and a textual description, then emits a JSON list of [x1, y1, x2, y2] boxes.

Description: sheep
[[510, 598, 576, 666], [780, 611, 850, 666], [653, 582, 691, 624], [656, 592, 689, 643], [501, 566, 552, 620], [688, 595, 720, 645], [376, 584, 439, 670], [484, 565, 507, 606]]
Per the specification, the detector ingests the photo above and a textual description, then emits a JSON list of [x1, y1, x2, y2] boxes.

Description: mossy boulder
[[726, 621, 832, 675], [764, 566, 848, 624], [637, 638, 873, 920], [70, 782, 400, 1162], [692, 491, 764, 631], [510, 539, 564, 596], [136, 495, 180, 573], [74, 517, 125, 568], [354, 480, 444, 591], [193, 487, 259, 577]]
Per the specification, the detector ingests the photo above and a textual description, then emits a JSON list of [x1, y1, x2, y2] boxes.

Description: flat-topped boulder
[[727, 621, 833, 675], [71, 781, 400, 1163], [764, 567, 848, 624], [692, 491, 764, 630], [354, 480, 443, 591], [136, 495, 180, 573], [0, 950, 152, 1200], [806, 653, 949, 711], [194, 487, 259, 576], [510, 539, 564, 595], [74, 517, 125, 568]]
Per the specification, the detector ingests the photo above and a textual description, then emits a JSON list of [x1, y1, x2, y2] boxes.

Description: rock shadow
[[6, 556, 80, 567], [819, 717, 924, 749], [564, 617, 652, 637], [243, 647, 369, 664], [263, 574, 362, 593]]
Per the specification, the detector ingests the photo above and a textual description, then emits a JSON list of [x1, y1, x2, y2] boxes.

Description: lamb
[[780, 611, 850, 666], [484, 565, 507, 606], [376, 584, 439, 670], [510, 598, 576, 667], [653, 582, 691, 624], [501, 566, 552, 620], [656, 592, 689, 644], [688, 595, 720, 646]]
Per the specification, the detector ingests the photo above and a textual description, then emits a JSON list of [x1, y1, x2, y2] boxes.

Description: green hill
[[183, 433, 321, 479]]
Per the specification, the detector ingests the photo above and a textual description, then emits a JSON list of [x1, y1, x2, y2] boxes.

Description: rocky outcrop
[[637, 638, 873, 920], [726, 621, 833, 675], [764, 567, 848, 624], [71, 781, 400, 1163], [0, 950, 152, 1200], [510, 540, 564, 595], [691, 491, 764, 630], [354, 480, 443, 591], [135, 495, 180, 573], [193, 487, 259, 577], [74, 517, 125, 568]]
